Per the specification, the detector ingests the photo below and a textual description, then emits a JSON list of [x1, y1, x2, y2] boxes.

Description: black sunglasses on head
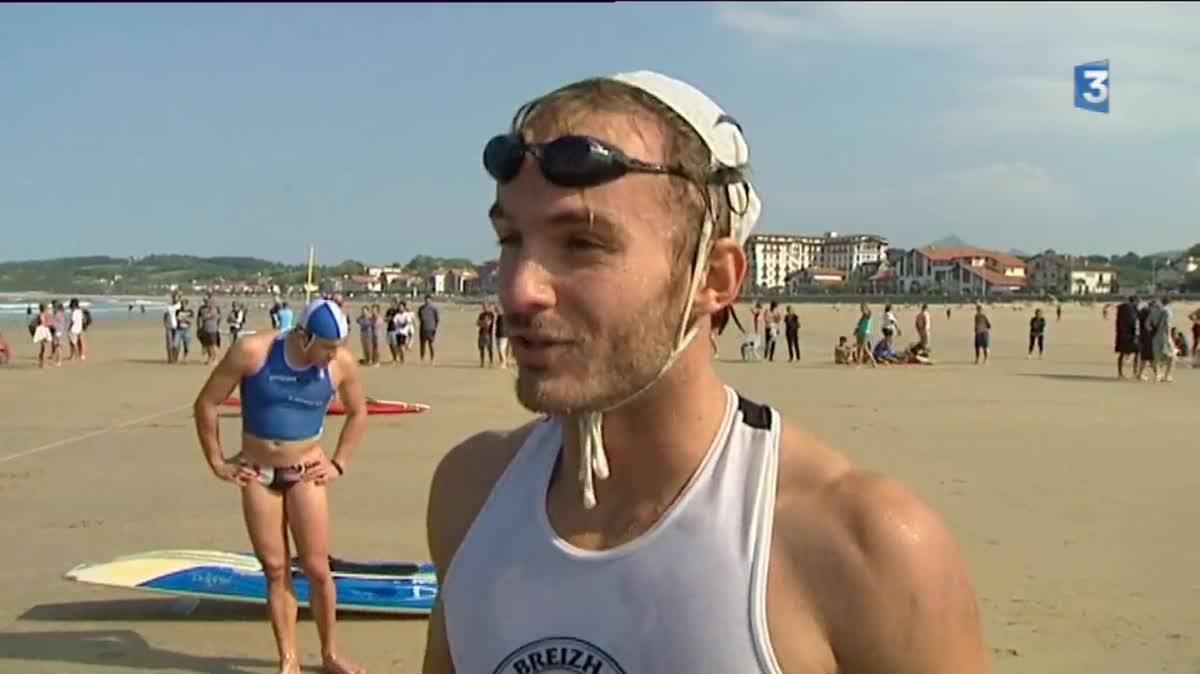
[[483, 133, 686, 188]]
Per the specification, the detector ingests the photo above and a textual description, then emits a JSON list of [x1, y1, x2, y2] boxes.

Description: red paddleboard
[[222, 396, 429, 415]]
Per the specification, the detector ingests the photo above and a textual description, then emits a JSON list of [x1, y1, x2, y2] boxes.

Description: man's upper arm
[[826, 476, 993, 674], [422, 423, 535, 674]]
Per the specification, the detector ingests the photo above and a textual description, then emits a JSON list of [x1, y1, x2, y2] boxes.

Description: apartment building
[[745, 232, 888, 291]]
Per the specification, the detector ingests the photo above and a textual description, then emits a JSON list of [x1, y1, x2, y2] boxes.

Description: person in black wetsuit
[[1134, 298, 1156, 381], [1028, 308, 1047, 358], [784, 306, 801, 362], [1113, 295, 1139, 379]]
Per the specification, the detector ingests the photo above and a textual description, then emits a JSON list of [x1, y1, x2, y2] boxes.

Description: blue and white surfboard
[[65, 549, 437, 615]]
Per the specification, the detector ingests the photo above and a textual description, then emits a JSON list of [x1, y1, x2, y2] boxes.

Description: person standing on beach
[[762, 301, 781, 362], [1148, 297, 1176, 383], [1028, 308, 1047, 358], [199, 296, 223, 366], [783, 305, 800, 362], [853, 303, 876, 366], [393, 300, 415, 363], [915, 303, 932, 350], [164, 293, 182, 363], [422, 70, 990, 673], [973, 304, 991, 365], [228, 301, 246, 342], [68, 298, 88, 362], [356, 305, 374, 365], [1114, 295, 1140, 378], [1135, 299, 1156, 381], [192, 298, 367, 674], [31, 303, 54, 368], [175, 299, 195, 363], [881, 303, 901, 342], [476, 301, 496, 367], [51, 300, 68, 367], [418, 295, 439, 364], [276, 302, 295, 332]]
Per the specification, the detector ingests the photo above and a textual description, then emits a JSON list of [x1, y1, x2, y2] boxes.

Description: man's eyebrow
[[488, 204, 623, 235], [545, 208, 622, 236]]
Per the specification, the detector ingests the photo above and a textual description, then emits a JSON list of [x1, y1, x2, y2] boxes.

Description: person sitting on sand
[[833, 336, 852, 364], [1170, 327, 1189, 359], [872, 334, 903, 364], [902, 342, 934, 365], [0, 330, 11, 365]]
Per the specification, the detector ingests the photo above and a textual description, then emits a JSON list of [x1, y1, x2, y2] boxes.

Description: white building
[[745, 232, 888, 291], [1028, 252, 1118, 296], [894, 247, 1027, 295]]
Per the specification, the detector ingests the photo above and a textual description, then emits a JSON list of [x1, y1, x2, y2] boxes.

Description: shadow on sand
[[0, 628, 281, 674], [20, 597, 420, 624], [1018, 373, 1124, 383], [8, 599, 425, 672]]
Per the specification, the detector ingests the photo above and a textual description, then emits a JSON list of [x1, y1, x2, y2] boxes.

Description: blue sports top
[[240, 333, 334, 441]]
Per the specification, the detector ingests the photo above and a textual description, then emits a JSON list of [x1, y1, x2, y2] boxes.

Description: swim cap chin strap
[[547, 70, 761, 510], [576, 216, 715, 509]]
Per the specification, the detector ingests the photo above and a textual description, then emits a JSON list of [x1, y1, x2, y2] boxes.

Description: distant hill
[[0, 254, 486, 294], [925, 235, 970, 248]]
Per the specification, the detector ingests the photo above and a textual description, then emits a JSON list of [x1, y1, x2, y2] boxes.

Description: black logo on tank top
[[492, 637, 625, 674]]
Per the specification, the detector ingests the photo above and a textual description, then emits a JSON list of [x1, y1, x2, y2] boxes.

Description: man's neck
[[558, 346, 731, 508]]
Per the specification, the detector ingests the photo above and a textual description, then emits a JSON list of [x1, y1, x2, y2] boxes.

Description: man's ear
[[694, 237, 746, 316]]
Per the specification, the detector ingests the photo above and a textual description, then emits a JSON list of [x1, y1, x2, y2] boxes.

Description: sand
[[0, 300, 1197, 673]]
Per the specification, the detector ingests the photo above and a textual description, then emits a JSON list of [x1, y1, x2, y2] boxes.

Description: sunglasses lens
[[483, 134, 524, 183], [541, 136, 625, 187]]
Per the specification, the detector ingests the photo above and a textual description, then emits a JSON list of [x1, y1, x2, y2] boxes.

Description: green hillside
[[0, 254, 488, 294]]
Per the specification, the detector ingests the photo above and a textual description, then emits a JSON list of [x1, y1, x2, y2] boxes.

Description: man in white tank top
[[422, 72, 993, 674]]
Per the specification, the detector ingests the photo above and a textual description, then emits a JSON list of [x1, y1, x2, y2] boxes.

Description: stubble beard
[[513, 282, 687, 417]]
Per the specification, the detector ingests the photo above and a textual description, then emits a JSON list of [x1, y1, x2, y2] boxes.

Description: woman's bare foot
[[277, 653, 300, 674], [323, 653, 365, 674]]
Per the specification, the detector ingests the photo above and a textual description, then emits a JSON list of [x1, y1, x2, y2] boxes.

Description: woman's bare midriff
[[235, 432, 325, 467]]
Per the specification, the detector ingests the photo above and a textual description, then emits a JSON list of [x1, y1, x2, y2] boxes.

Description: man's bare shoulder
[[772, 419, 992, 673], [425, 418, 547, 576], [230, 331, 275, 360]]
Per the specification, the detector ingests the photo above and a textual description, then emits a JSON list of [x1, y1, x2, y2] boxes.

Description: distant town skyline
[[0, 229, 1193, 268], [3, 4, 1197, 263]]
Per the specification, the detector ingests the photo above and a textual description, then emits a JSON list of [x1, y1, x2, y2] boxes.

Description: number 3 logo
[[1081, 69, 1109, 104]]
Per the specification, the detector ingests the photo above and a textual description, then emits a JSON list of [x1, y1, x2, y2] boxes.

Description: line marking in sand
[[0, 403, 193, 464]]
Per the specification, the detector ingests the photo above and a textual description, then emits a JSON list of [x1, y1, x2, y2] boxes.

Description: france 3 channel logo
[[1074, 59, 1110, 114]]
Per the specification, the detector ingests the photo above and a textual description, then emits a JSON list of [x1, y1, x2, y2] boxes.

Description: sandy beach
[[0, 300, 1197, 674]]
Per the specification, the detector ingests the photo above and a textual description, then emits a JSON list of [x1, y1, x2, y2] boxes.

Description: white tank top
[[443, 385, 784, 674]]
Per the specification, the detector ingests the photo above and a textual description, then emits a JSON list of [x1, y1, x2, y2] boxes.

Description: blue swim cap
[[299, 299, 349, 341]]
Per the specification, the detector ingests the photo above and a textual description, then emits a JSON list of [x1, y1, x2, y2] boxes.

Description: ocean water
[[0, 294, 168, 318]]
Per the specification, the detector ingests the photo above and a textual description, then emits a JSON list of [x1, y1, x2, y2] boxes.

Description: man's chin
[[512, 368, 659, 417]]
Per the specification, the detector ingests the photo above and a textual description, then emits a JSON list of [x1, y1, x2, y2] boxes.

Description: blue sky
[[2, 2, 1197, 264]]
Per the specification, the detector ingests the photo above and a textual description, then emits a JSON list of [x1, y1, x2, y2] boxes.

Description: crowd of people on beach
[[5, 290, 1199, 379], [12, 298, 93, 368], [710, 296, 1200, 375], [1111, 295, 1198, 383]]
